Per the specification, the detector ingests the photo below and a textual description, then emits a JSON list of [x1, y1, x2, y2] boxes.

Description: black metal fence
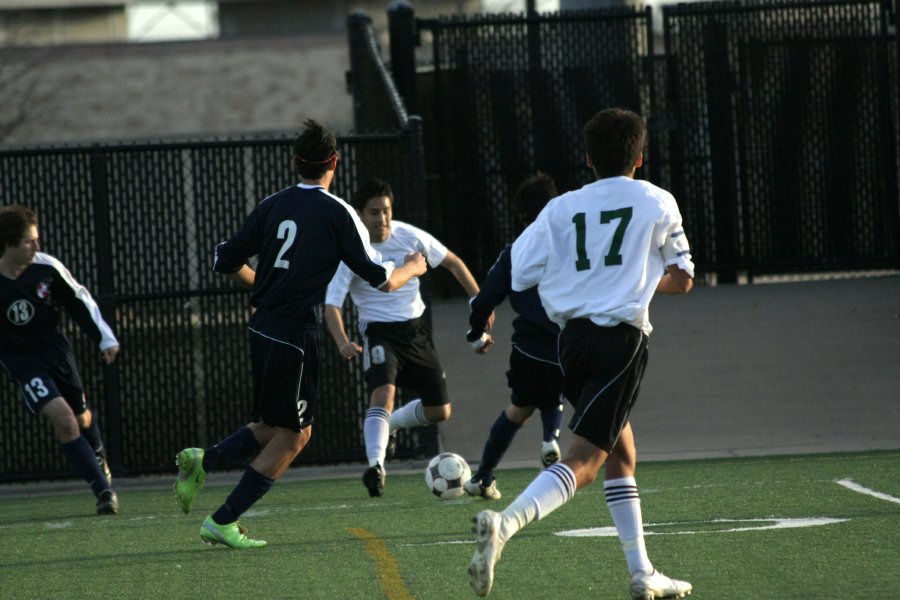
[[0, 124, 434, 481], [379, 0, 899, 283], [662, 0, 899, 277]]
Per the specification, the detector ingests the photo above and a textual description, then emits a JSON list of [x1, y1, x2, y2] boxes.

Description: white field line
[[835, 479, 900, 505], [399, 517, 848, 546]]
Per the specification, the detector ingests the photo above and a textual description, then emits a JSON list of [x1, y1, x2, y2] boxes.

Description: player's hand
[[469, 332, 493, 354], [404, 252, 427, 276], [475, 335, 494, 354], [340, 341, 362, 360], [101, 345, 119, 364], [485, 310, 496, 332]]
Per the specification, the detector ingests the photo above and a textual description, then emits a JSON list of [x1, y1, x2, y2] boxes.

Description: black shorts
[[507, 347, 563, 411], [248, 310, 320, 432], [559, 319, 649, 452], [0, 330, 87, 416], [362, 318, 449, 407]]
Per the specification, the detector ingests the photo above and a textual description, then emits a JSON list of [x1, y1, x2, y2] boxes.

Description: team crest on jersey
[[7, 299, 35, 325], [36, 281, 51, 300], [371, 345, 386, 365]]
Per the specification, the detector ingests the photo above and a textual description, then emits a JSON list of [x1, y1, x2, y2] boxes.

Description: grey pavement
[[432, 274, 900, 468]]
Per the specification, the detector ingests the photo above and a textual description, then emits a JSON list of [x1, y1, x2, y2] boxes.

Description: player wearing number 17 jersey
[[172, 119, 426, 549], [468, 108, 695, 599]]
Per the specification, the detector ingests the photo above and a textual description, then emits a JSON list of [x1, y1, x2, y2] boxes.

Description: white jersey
[[325, 220, 449, 327], [511, 176, 694, 335]]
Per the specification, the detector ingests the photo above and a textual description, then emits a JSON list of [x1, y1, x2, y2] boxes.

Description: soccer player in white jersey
[[468, 108, 695, 600], [324, 178, 489, 497], [0, 204, 119, 515]]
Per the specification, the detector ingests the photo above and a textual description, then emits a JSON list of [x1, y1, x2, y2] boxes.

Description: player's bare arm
[[380, 251, 426, 292], [227, 264, 256, 288], [324, 304, 362, 360], [655, 265, 694, 295], [441, 251, 495, 331]]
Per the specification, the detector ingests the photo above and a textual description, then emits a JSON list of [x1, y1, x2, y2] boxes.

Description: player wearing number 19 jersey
[[469, 108, 694, 599], [173, 119, 426, 549]]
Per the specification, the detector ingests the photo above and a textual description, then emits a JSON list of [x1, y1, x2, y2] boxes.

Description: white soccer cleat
[[629, 569, 692, 600], [464, 477, 502, 501], [468, 510, 505, 596], [540, 439, 560, 468]]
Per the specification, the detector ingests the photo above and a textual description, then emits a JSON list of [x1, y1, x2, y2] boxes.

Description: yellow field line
[[346, 527, 415, 600]]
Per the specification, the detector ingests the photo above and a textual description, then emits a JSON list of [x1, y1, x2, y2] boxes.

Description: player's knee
[[424, 404, 450, 424]]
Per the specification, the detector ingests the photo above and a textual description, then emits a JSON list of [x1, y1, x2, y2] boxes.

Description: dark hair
[[0, 204, 38, 252], [582, 108, 646, 179], [514, 172, 557, 230], [292, 119, 338, 179], [351, 178, 394, 211]]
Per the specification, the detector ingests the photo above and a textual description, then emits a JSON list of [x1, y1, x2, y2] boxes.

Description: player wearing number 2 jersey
[[469, 108, 695, 600], [173, 120, 426, 549]]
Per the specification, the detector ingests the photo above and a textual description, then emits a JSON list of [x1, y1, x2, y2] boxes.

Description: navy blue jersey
[[0, 253, 118, 354], [467, 245, 559, 364], [214, 183, 391, 323]]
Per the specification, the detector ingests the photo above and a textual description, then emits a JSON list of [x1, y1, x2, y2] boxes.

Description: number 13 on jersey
[[571, 207, 632, 271]]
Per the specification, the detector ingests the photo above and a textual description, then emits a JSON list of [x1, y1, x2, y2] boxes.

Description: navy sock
[[475, 411, 522, 483], [80, 416, 105, 456], [212, 466, 275, 525], [540, 402, 564, 442], [203, 426, 260, 472], [60, 436, 110, 497]]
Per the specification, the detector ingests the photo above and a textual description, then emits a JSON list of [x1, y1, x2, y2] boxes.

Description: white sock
[[364, 407, 391, 467], [389, 398, 429, 431], [604, 476, 653, 575], [499, 463, 576, 542]]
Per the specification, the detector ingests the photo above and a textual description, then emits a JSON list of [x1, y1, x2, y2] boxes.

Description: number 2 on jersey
[[572, 207, 633, 270], [274, 220, 297, 269]]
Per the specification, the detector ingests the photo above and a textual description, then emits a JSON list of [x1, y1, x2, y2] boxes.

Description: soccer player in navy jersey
[[463, 173, 565, 501], [468, 108, 694, 599], [173, 120, 426, 548], [0, 204, 119, 515], [323, 177, 486, 498]]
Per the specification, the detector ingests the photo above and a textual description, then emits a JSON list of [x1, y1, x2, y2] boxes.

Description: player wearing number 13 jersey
[[173, 120, 427, 549], [0, 204, 119, 516], [469, 108, 695, 599]]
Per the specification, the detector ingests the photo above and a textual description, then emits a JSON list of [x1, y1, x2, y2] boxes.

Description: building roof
[[0, 0, 128, 10]]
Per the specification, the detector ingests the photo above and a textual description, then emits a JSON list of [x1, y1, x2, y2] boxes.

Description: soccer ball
[[425, 452, 471, 499]]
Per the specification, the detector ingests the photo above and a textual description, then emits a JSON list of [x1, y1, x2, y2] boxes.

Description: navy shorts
[[559, 319, 649, 452], [248, 310, 320, 432], [362, 318, 449, 407], [506, 347, 563, 411], [0, 330, 87, 416]]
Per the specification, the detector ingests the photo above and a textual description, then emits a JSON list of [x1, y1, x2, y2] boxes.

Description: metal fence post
[[389, 1, 418, 114], [89, 150, 123, 475], [702, 20, 739, 282]]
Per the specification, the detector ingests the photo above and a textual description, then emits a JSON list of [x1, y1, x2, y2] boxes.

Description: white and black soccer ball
[[424, 452, 471, 499]]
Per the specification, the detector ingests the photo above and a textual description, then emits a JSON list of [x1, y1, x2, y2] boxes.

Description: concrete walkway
[[431, 274, 900, 468]]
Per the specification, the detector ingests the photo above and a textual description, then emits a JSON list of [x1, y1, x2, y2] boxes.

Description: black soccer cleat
[[96, 489, 119, 515], [362, 464, 385, 497]]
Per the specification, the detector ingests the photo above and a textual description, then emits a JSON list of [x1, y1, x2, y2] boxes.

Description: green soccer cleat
[[174, 447, 207, 514], [199, 516, 267, 549]]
